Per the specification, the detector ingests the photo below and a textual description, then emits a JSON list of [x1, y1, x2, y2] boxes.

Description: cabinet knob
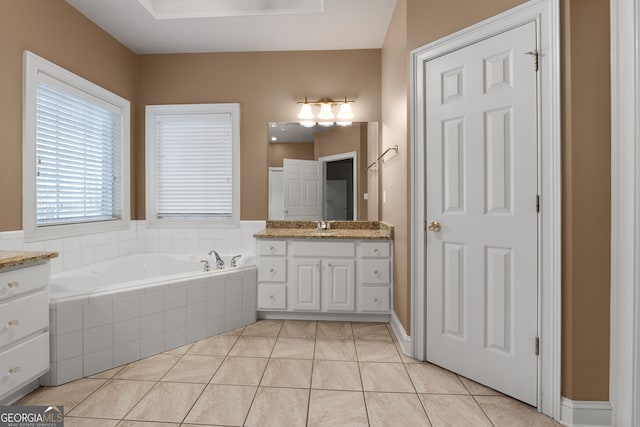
[[7, 320, 19, 327], [374, 298, 379, 303], [327, 263, 332, 267], [8, 366, 21, 375], [269, 268, 275, 273], [269, 294, 275, 299], [270, 246, 275, 252], [7, 281, 19, 288], [374, 270, 379, 275], [374, 248, 379, 253]]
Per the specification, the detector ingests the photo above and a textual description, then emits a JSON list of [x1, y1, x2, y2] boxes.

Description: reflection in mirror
[[267, 122, 379, 221]]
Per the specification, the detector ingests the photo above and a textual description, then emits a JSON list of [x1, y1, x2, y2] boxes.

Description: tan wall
[[0, 0, 137, 231], [561, 0, 611, 402], [382, 0, 612, 402], [136, 50, 381, 220], [268, 143, 315, 167], [313, 124, 368, 220], [381, 0, 411, 331]]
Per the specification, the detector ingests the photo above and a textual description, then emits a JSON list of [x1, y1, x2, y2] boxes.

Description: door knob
[[427, 221, 441, 232]]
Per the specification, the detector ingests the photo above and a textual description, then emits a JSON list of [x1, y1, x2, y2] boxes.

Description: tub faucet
[[208, 250, 225, 270], [231, 255, 242, 268]]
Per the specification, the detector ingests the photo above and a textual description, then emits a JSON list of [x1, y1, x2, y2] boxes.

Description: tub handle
[[7, 320, 19, 328], [7, 281, 19, 288], [8, 366, 21, 375], [200, 260, 211, 272]]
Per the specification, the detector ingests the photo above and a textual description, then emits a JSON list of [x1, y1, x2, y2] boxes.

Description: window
[[22, 51, 130, 241], [145, 104, 240, 226]]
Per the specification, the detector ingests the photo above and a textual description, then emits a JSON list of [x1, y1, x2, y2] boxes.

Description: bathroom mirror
[[268, 122, 379, 221]]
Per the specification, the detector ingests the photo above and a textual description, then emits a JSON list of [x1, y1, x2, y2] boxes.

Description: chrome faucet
[[316, 220, 330, 231], [208, 250, 225, 270], [231, 255, 242, 268], [200, 260, 211, 272]]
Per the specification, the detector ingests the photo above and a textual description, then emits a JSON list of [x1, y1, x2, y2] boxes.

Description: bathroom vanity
[[0, 250, 57, 404], [254, 221, 393, 320]]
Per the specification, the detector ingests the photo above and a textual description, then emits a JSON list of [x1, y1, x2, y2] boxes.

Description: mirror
[[268, 122, 379, 221]]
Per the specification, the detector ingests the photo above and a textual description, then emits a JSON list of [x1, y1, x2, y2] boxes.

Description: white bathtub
[[50, 252, 255, 300], [44, 252, 257, 386]]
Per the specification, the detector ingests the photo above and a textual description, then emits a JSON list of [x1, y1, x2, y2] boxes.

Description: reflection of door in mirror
[[267, 122, 379, 221]]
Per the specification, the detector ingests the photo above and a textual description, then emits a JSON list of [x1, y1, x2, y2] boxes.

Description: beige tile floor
[[16, 320, 561, 426]]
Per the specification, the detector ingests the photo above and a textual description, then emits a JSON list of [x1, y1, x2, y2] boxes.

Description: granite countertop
[[254, 221, 393, 240], [0, 250, 59, 270]]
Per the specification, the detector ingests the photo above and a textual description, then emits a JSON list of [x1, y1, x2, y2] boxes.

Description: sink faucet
[[208, 250, 225, 270], [316, 220, 331, 231]]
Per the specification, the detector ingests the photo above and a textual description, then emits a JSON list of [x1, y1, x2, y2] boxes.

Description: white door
[[268, 168, 284, 220], [425, 22, 539, 405], [291, 258, 321, 311], [283, 159, 323, 220], [323, 259, 355, 311]]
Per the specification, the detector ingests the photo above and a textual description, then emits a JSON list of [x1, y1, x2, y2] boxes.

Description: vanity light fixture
[[297, 96, 355, 127]]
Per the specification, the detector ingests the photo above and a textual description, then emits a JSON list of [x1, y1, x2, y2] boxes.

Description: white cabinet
[[257, 239, 392, 316], [291, 259, 321, 311], [324, 259, 355, 312], [0, 260, 51, 404]]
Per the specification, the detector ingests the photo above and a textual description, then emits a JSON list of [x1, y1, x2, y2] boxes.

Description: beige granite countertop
[[254, 221, 393, 240], [0, 250, 59, 270]]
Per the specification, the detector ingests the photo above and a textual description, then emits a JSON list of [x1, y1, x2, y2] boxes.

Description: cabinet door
[[324, 259, 355, 311], [291, 259, 321, 311]]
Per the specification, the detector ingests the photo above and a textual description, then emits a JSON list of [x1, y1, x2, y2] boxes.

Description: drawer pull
[[7, 281, 19, 288], [7, 320, 19, 327], [8, 366, 21, 375], [327, 263, 332, 267], [374, 298, 379, 303], [374, 248, 379, 253], [270, 246, 275, 252], [269, 294, 275, 299], [269, 268, 275, 273], [374, 270, 379, 275]]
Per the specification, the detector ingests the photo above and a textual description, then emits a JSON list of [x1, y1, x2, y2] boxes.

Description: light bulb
[[318, 121, 335, 127], [337, 101, 354, 121], [336, 122, 352, 126], [298, 103, 315, 120], [317, 103, 335, 121]]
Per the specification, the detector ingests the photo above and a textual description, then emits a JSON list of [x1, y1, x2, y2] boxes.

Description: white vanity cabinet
[[256, 239, 392, 317], [0, 259, 52, 404]]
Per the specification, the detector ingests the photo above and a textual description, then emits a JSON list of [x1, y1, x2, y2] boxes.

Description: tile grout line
[[305, 320, 319, 427], [352, 323, 372, 426]]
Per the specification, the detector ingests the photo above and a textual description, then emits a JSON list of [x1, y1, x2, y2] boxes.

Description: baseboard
[[560, 398, 612, 427], [258, 312, 391, 323], [390, 311, 413, 357]]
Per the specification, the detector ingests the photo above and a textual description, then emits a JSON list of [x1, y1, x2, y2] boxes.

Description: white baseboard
[[560, 398, 612, 427], [390, 311, 413, 357]]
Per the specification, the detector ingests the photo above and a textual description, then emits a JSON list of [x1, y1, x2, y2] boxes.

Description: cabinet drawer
[[361, 242, 391, 258], [257, 258, 287, 282], [361, 287, 390, 312], [0, 263, 48, 302], [361, 260, 390, 284], [0, 332, 49, 398], [257, 284, 287, 310], [258, 240, 287, 256], [292, 241, 355, 257], [0, 290, 49, 349]]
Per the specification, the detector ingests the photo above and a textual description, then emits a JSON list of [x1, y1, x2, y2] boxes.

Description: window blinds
[[155, 114, 233, 220], [35, 80, 122, 226]]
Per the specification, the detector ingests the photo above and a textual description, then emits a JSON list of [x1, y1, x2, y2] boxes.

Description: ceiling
[[65, 0, 397, 54]]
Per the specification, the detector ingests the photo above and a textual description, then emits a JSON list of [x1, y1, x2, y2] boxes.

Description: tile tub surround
[[0, 220, 266, 274], [16, 320, 560, 426], [254, 220, 394, 240], [43, 267, 257, 386]]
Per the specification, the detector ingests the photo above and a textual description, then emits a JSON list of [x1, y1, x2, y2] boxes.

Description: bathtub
[[43, 253, 257, 386]]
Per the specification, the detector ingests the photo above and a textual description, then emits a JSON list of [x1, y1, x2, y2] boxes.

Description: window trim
[[22, 50, 131, 242], [145, 103, 241, 228]]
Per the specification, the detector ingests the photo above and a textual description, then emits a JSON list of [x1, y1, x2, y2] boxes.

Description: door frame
[[409, 0, 561, 418], [610, 0, 639, 424], [319, 151, 358, 220]]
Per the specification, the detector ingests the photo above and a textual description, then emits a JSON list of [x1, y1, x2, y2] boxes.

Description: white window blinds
[[35, 79, 122, 226], [154, 113, 234, 220]]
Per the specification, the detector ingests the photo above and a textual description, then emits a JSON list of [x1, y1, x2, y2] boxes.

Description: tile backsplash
[[0, 220, 265, 274]]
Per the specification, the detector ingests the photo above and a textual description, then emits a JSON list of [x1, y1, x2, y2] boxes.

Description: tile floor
[[16, 320, 560, 426]]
